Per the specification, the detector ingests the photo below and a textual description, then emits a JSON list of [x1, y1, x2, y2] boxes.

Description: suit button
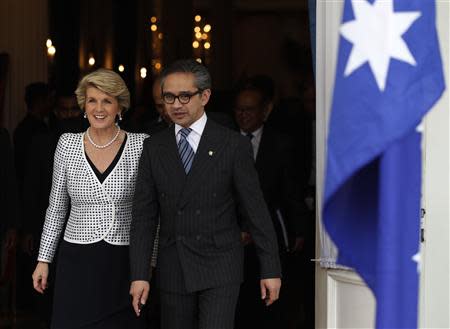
[[176, 235, 183, 241], [195, 210, 201, 215], [195, 235, 201, 241], [177, 210, 182, 215], [212, 193, 217, 198], [161, 192, 165, 197]]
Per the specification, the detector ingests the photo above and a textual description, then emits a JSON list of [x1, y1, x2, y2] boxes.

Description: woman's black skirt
[[51, 240, 146, 329]]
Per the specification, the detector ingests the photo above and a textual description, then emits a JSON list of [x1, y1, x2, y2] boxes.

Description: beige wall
[[420, 3, 450, 327], [0, 0, 48, 133]]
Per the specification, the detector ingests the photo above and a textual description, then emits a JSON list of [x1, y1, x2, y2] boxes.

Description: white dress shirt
[[240, 125, 263, 160], [174, 112, 207, 153]]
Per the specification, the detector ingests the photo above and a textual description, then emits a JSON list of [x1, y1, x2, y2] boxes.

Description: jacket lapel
[[157, 126, 187, 191], [178, 120, 227, 208], [255, 127, 270, 171]]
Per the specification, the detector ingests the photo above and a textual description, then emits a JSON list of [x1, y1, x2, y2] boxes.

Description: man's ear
[[201, 89, 212, 106]]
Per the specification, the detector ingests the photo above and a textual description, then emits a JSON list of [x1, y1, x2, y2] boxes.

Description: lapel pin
[[208, 150, 214, 156]]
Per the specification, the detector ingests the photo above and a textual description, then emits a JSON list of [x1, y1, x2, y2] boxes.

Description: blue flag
[[323, 0, 445, 328]]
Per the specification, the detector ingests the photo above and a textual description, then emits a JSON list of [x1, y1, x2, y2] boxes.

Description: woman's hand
[[32, 261, 49, 294]]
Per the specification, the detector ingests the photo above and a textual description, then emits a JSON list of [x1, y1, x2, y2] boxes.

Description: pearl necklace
[[86, 127, 121, 149]]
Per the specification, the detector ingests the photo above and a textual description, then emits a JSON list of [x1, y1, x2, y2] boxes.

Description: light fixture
[[118, 65, 125, 72], [88, 56, 95, 66], [196, 58, 202, 63], [195, 15, 201, 22], [47, 46, 56, 56], [194, 26, 201, 33], [158, 33, 163, 40], [204, 24, 211, 33], [151, 24, 158, 32], [140, 67, 147, 78], [202, 33, 208, 40], [46, 39, 52, 48], [192, 41, 200, 49], [195, 32, 202, 39], [204, 42, 211, 49], [151, 16, 157, 23], [155, 62, 162, 70]]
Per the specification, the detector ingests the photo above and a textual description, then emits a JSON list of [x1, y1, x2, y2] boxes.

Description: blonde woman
[[32, 69, 148, 329]]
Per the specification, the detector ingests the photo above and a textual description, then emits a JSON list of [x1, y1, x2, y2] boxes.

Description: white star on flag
[[340, 0, 421, 91], [412, 252, 421, 274]]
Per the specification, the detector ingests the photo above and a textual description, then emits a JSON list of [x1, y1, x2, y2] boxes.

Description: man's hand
[[260, 278, 281, 306], [130, 280, 150, 316], [240, 232, 253, 246]]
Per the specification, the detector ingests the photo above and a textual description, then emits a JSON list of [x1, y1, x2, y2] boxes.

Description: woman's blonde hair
[[75, 69, 130, 112]]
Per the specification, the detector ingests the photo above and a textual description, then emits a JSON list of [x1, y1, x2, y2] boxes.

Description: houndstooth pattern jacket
[[38, 132, 148, 263]]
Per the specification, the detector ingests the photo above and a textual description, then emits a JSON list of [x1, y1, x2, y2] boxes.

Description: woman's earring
[[83, 112, 87, 119], [118, 113, 123, 121]]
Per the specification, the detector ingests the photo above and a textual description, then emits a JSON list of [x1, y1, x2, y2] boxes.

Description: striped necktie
[[178, 127, 195, 173]]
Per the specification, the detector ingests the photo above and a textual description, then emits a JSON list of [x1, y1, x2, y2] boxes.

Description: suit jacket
[[38, 132, 148, 263], [23, 132, 58, 242], [13, 114, 49, 186], [23, 118, 87, 244], [130, 119, 281, 293], [142, 117, 170, 136], [253, 126, 306, 250], [0, 128, 19, 235]]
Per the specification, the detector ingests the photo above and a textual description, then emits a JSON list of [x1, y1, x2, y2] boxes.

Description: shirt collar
[[175, 112, 208, 137], [240, 125, 264, 139]]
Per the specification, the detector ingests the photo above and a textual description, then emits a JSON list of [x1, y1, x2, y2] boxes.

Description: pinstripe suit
[[131, 118, 281, 328]]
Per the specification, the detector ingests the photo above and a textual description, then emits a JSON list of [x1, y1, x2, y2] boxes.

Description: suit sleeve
[[232, 136, 282, 279], [130, 138, 159, 281], [38, 134, 70, 263], [281, 139, 309, 238], [22, 137, 45, 236], [0, 129, 19, 231]]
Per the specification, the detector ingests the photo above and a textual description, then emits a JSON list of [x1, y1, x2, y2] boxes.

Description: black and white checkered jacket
[[38, 132, 148, 263]]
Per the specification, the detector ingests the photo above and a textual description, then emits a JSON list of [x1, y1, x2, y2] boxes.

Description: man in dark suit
[[142, 76, 173, 135], [233, 82, 307, 329], [0, 128, 18, 324], [19, 94, 85, 327], [13, 83, 53, 191], [130, 59, 281, 329], [0, 128, 19, 273]]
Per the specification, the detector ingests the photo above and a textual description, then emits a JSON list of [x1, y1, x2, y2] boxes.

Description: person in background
[[23, 93, 86, 254], [143, 76, 173, 135], [0, 128, 19, 289], [13, 83, 53, 192], [20, 93, 86, 328], [233, 80, 307, 329], [32, 69, 148, 329]]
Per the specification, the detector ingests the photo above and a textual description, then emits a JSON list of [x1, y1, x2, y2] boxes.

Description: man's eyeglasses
[[162, 90, 202, 104]]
